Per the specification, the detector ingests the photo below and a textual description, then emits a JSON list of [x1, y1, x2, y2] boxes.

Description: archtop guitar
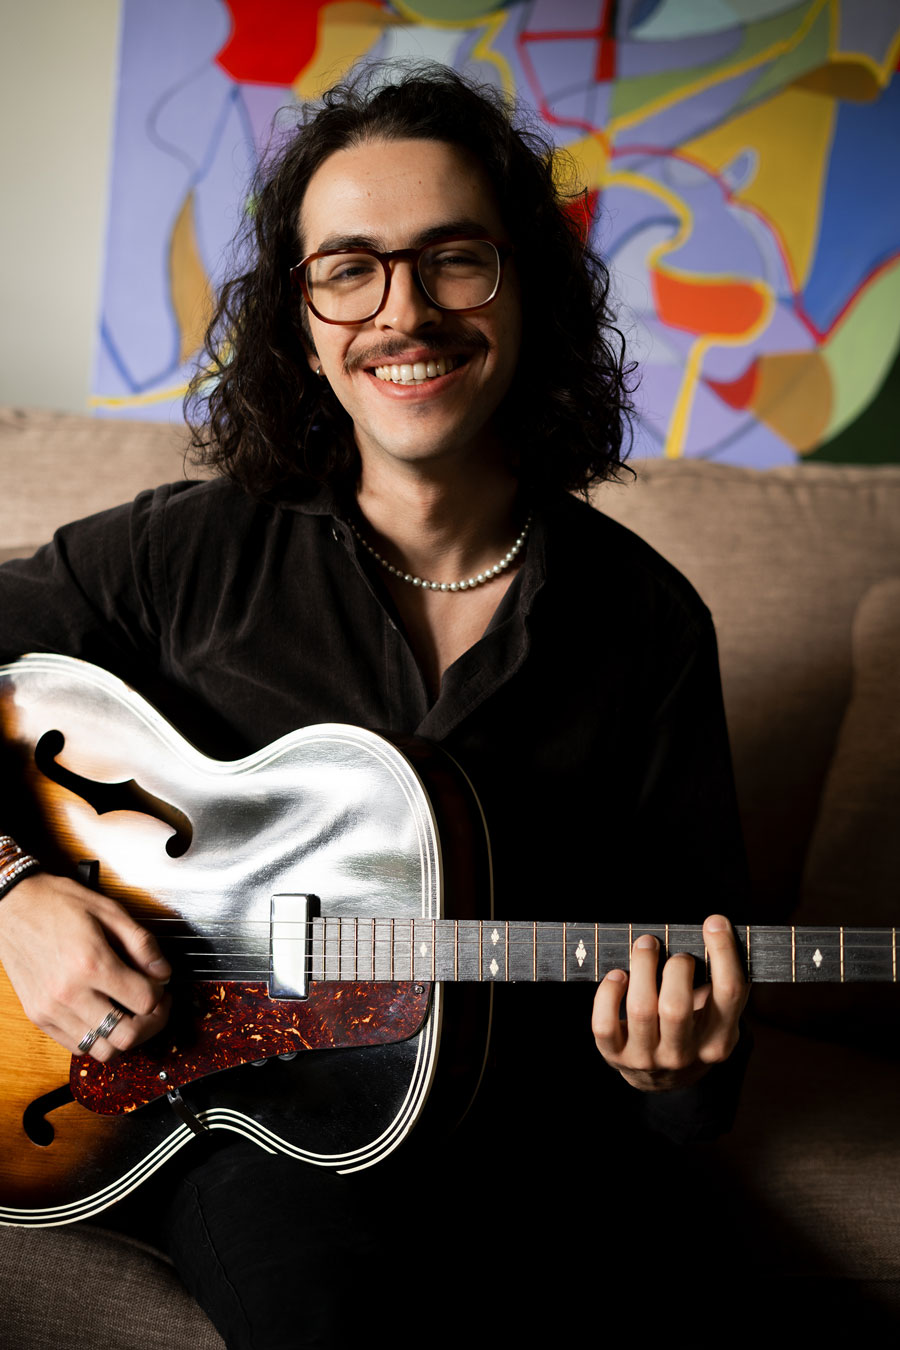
[[0, 654, 895, 1226]]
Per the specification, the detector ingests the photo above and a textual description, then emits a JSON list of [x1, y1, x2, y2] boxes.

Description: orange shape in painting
[[169, 191, 214, 363], [216, 0, 332, 85], [707, 351, 832, 452], [653, 269, 768, 338], [752, 350, 832, 453]]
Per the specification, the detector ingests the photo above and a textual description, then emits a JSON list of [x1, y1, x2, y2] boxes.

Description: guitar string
[[128, 920, 899, 938], [116, 921, 894, 973]]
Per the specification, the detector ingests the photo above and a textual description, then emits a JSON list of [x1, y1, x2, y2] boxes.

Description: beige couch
[[2, 406, 899, 1341]]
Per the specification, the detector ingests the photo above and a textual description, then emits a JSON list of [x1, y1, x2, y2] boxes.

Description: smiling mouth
[[372, 356, 459, 385]]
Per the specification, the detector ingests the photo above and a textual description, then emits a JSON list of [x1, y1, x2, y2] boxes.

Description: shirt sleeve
[[0, 488, 166, 672], [0, 487, 168, 841]]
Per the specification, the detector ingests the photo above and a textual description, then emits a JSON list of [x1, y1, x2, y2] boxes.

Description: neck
[[355, 452, 521, 584]]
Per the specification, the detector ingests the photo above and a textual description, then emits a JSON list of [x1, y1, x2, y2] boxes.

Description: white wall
[[0, 0, 120, 412]]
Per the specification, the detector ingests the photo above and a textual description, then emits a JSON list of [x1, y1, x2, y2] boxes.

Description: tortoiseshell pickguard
[[71, 980, 432, 1116]]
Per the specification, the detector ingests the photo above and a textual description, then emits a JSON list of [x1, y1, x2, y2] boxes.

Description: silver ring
[[77, 1006, 125, 1053]]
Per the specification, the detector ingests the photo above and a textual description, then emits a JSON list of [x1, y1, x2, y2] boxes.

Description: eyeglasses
[[291, 237, 511, 325]]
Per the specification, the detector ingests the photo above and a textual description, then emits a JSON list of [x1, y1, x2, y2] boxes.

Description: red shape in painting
[[216, 0, 330, 85], [565, 189, 599, 244], [595, 0, 617, 82], [706, 361, 760, 411]]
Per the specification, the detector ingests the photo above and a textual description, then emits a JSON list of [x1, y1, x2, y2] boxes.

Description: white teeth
[[373, 356, 455, 384]]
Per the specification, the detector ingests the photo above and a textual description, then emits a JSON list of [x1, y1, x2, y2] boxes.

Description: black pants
[[143, 1120, 732, 1349]]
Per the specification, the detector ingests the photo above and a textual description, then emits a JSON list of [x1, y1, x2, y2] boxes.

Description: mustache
[[343, 327, 490, 374]]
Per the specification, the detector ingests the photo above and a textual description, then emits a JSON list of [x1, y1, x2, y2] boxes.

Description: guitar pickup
[[269, 894, 318, 1000]]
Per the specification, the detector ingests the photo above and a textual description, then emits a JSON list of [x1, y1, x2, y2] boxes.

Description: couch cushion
[[712, 1018, 900, 1313], [595, 461, 900, 918], [0, 1223, 224, 1348]]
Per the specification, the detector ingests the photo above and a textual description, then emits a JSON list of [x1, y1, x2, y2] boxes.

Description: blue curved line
[[99, 316, 184, 397], [602, 214, 680, 258], [194, 84, 244, 188], [146, 56, 229, 176]]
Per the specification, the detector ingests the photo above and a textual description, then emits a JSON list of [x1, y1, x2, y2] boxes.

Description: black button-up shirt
[[0, 477, 749, 1142]]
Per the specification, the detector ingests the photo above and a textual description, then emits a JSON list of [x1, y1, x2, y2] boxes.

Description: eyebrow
[[310, 219, 498, 254]]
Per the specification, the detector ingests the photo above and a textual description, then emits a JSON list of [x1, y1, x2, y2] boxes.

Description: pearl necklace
[[350, 513, 533, 593]]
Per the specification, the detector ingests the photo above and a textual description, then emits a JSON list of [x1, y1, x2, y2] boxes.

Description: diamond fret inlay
[[575, 939, 587, 968], [813, 948, 823, 968], [489, 958, 499, 977], [419, 942, 428, 959], [491, 928, 500, 945]]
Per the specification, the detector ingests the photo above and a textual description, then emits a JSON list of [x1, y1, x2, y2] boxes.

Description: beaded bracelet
[[0, 835, 41, 900]]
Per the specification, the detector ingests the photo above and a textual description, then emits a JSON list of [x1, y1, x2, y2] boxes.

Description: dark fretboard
[[308, 920, 898, 985]]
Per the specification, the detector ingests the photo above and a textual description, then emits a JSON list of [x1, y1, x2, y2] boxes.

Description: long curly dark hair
[[185, 63, 634, 498]]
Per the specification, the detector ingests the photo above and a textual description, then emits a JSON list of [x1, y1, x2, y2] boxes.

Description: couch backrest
[[0, 406, 192, 564], [596, 460, 900, 919]]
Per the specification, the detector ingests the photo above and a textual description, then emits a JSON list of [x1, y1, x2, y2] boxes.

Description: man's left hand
[[591, 915, 749, 1092]]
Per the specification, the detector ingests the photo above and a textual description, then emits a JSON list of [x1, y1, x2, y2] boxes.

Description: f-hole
[[34, 730, 193, 858], [23, 1085, 75, 1147]]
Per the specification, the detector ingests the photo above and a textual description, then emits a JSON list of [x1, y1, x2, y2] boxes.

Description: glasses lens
[[419, 240, 500, 310], [305, 252, 384, 324]]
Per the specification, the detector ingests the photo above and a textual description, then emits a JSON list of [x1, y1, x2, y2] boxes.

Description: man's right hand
[[0, 873, 171, 1061]]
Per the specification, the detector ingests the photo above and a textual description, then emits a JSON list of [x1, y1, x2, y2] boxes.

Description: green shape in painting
[[394, 0, 503, 21]]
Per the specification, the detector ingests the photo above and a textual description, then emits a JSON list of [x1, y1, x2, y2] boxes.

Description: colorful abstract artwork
[[93, 0, 900, 466]]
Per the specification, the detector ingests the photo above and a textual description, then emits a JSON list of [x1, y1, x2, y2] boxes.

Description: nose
[[374, 259, 441, 333]]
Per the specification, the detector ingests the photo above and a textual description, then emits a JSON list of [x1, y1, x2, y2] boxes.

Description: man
[[0, 66, 749, 1344]]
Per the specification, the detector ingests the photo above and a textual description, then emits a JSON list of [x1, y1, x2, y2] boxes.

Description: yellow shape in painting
[[683, 84, 836, 292], [90, 384, 192, 410], [293, 2, 395, 101], [752, 350, 832, 453], [561, 132, 611, 192], [823, 256, 900, 440], [169, 190, 215, 365]]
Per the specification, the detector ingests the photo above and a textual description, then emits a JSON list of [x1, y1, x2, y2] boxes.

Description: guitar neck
[[309, 920, 898, 985]]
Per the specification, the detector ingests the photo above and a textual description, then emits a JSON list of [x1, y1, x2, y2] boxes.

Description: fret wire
[[791, 926, 796, 983], [894, 927, 897, 983], [479, 918, 483, 983], [372, 919, 376, 981], [532, 921, 536, 983], [746, 923, 751, 980], [338, 916, 343, 981], [665, 922, 669, 960], [628, 923, 632, 970], [354, 916, 359, 981], [594, 922, 599, 981], [840, 926, 844, 983], [563, 920, 567, 982], [389, 918, 394, 981], [409, 919, 413, 981], [454, 922, 458, 983], [505, 921, 509, 981]]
